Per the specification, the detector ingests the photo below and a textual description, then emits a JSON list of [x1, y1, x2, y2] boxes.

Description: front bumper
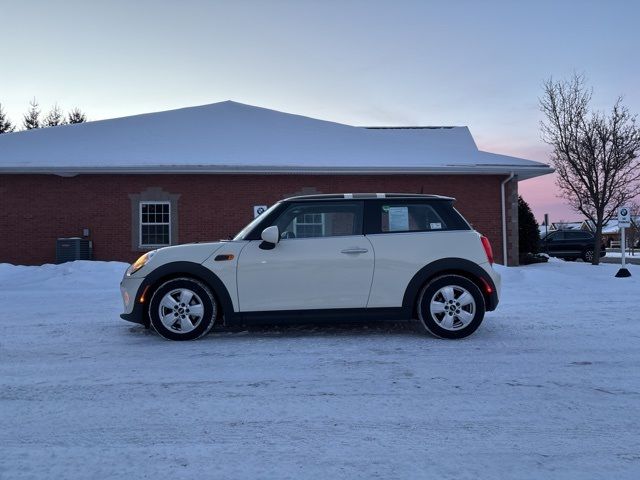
[[120, 276, 147, 325]]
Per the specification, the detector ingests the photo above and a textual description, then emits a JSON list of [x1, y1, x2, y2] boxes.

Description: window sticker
[[430, 222, 442, 230], [388, 206, 409, 231]]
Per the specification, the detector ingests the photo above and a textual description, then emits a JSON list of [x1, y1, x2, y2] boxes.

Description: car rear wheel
[[148, 278, 217, 341], [582, 249, 594, 262], [415, 275, 486, 339]]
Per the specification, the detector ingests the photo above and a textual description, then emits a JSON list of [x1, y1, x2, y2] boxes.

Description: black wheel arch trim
[[402, 258, 499, 313], [121, 261, 237, 326]]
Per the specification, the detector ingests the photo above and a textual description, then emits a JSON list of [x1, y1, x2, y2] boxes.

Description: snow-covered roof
[[552, 222, 584, 231], [0, 101, 553, 178], [602, 221, 621, 234], [584, 217, 640, 234]]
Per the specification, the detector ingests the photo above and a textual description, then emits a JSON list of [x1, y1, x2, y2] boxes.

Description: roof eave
[[0, 164, 554, 179]]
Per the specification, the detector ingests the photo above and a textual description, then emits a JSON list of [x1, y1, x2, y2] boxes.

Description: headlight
[[126, 250, 156, 276]]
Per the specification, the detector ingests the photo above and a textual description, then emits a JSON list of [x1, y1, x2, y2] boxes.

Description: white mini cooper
[[120, 194, 500, 340]]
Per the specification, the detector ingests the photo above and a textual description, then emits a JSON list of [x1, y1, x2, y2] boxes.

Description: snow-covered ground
[[1, 260, 639, 479]]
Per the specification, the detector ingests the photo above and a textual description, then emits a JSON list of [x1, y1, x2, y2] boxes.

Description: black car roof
[[548, 229, 593, 234], [283, 193, 455, 202]]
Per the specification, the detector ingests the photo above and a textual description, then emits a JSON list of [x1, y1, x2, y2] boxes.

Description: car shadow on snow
[[126, 321, 502, 341], [127, 321, 425, 340]]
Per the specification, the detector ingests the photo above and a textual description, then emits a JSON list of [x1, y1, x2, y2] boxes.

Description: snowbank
[[1, 260, 638, 479], [0, 260, 128, 290]]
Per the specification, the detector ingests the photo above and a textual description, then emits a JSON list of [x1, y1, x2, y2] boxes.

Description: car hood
[[132, 242, 228, 278]]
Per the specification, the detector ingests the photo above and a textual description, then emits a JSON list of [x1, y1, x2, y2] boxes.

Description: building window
[[294, 212, 325, 238], [140, 202, 171, 247], [129, 187, 180, 252]]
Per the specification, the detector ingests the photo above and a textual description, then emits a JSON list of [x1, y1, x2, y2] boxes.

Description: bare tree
[[540, 74, 640, 264], [23, 98, 41, 130], [0, 102, 14, 133], [43, 104, 66, 127]]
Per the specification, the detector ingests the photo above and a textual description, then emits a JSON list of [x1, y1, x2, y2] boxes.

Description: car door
[[564, 231, 584, 254], [544, 231, 564, 255], [578, 231, 596, 252], [236, 201, 374, 312]]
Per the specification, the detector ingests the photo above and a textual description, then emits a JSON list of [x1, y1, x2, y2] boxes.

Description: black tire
[[148, 277, 217, 341], [582, 249, 594, 263], [415, 274, 486, 339]]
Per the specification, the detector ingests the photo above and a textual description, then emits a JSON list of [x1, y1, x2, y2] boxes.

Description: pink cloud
[[519, 174, 579, 223]]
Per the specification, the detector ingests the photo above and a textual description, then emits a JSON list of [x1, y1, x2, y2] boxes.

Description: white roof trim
[[0, 164, 552, 179]]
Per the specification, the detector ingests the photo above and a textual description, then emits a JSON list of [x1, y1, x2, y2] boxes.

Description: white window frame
[[139, 201, 171, 248], [293, 212, 325, 238]]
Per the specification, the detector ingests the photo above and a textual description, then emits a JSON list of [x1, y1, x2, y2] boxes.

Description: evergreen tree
[[43, 104, 66, 127], [23, 98, 41, 130], [67, 107, 87, 124], [518, 195, 540, 255], [0, 103, 15, 134]]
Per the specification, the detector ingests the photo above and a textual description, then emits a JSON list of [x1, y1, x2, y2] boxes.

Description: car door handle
[[341, 248, 369, 254]]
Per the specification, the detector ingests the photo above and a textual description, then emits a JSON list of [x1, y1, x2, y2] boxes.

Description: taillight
[[481, 235, 494, 265]]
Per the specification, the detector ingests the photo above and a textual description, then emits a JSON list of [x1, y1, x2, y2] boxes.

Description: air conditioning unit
[[56, 237, 93, 263]]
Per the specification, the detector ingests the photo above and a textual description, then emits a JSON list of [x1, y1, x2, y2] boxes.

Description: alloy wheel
[[158, 288, 205, 333], [429, 285, 476, 331]]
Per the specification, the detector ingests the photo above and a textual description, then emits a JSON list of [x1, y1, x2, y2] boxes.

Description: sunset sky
[[2, 0, 639, 222]]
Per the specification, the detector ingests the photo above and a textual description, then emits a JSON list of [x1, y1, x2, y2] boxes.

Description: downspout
[[500, 172, 515, 266]]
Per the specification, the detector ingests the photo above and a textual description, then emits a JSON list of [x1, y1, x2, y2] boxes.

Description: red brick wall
[[0, 174, 509, 265], [505, 177, 520, 266]]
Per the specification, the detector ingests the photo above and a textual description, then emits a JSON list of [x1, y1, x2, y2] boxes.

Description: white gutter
[[0, 164, 554, 179], [500, 172, 515, 266]]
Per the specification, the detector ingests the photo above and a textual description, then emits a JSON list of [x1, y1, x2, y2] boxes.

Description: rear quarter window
[[366, 200, 470, 234], [565, 231, 592, 240]]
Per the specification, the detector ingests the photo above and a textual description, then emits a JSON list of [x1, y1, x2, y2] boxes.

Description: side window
[[273, 202, 363, 239], [548, 231, 564, 241], [380, 204, 447, 232]]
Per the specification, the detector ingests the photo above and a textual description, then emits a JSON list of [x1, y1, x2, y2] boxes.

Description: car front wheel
[[582, 249, 594, 262], [416, 275, 486, 339], [148, 277, 217, 341]]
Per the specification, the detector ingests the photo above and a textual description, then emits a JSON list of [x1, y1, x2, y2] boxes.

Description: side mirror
[[260, 225, 280, 248]]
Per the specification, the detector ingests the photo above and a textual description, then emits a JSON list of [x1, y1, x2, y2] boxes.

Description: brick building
[[0, 101, 552, 265]]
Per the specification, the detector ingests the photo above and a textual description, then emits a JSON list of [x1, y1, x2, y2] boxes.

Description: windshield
[[233, 202, 280, 240]]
